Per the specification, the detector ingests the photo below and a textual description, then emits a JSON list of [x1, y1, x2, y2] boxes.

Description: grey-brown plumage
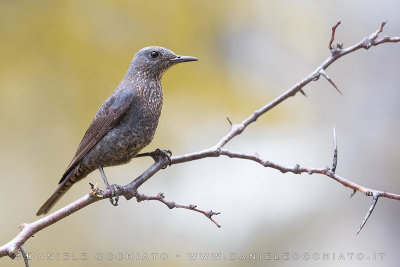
[[36, 47, 197, 215]]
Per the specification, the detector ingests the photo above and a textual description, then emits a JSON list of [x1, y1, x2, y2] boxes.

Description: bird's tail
[[36, 165, 86, 216]]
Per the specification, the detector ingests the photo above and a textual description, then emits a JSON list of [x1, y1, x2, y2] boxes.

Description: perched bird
[[36, 47, 198, 215]]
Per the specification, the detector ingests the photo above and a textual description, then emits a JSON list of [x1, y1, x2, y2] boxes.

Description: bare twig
[[0, 193, 103, 259], [329, 20, 342, 50], [1, 20, 400, 260], [134, 192, 221, 227], [369, 21, 387, 43], [218, 149, 400, 202]]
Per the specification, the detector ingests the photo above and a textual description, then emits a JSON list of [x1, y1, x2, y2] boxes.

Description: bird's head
[[131, 46, 198, 77]]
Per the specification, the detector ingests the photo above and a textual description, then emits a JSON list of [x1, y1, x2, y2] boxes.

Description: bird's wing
[[59, 89, 134, 184]]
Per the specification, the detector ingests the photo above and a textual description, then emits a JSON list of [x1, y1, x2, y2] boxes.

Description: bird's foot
[[89, 182, 120, 206], [97, 165, 120, 206], [153, 149, 172, 169], [155, 149, 172, 167], [136, 148, 172, 168], [108, 184, 121, 206]]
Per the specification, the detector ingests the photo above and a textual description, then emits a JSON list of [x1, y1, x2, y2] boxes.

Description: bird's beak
[[170, 55, 198, 63]]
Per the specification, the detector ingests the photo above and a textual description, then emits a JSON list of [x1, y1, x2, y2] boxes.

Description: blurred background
[[1, 0, 400, 266]]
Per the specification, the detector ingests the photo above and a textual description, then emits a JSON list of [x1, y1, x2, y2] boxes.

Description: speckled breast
[[83, 90, 163, 168]]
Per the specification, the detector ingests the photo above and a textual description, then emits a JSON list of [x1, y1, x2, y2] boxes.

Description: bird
[[36, 46, 198, 216]]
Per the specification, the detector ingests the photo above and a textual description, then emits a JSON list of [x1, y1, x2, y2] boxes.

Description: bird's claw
[[154, 149, 172, 168], [108, 184, 120, 206]]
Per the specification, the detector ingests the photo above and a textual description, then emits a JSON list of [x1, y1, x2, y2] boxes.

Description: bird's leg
[[98, 165, 119, 206], [136, 149, 172, 168]]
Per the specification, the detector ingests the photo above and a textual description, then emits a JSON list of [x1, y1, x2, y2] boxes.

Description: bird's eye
[[150, 51, 159, 58]]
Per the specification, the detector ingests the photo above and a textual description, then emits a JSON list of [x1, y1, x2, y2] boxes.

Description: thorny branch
[[1, 20, 400, 262]]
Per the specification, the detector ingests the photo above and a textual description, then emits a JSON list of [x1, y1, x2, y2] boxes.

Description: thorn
[[226, 117, 232, 126], [332, 127, 338, 173], [350, 189, 357, 198], [20, 245, 30, 267], [299, 89, 307, 97], [319, 69, 343, 95], [356, 192, 379, 235]]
